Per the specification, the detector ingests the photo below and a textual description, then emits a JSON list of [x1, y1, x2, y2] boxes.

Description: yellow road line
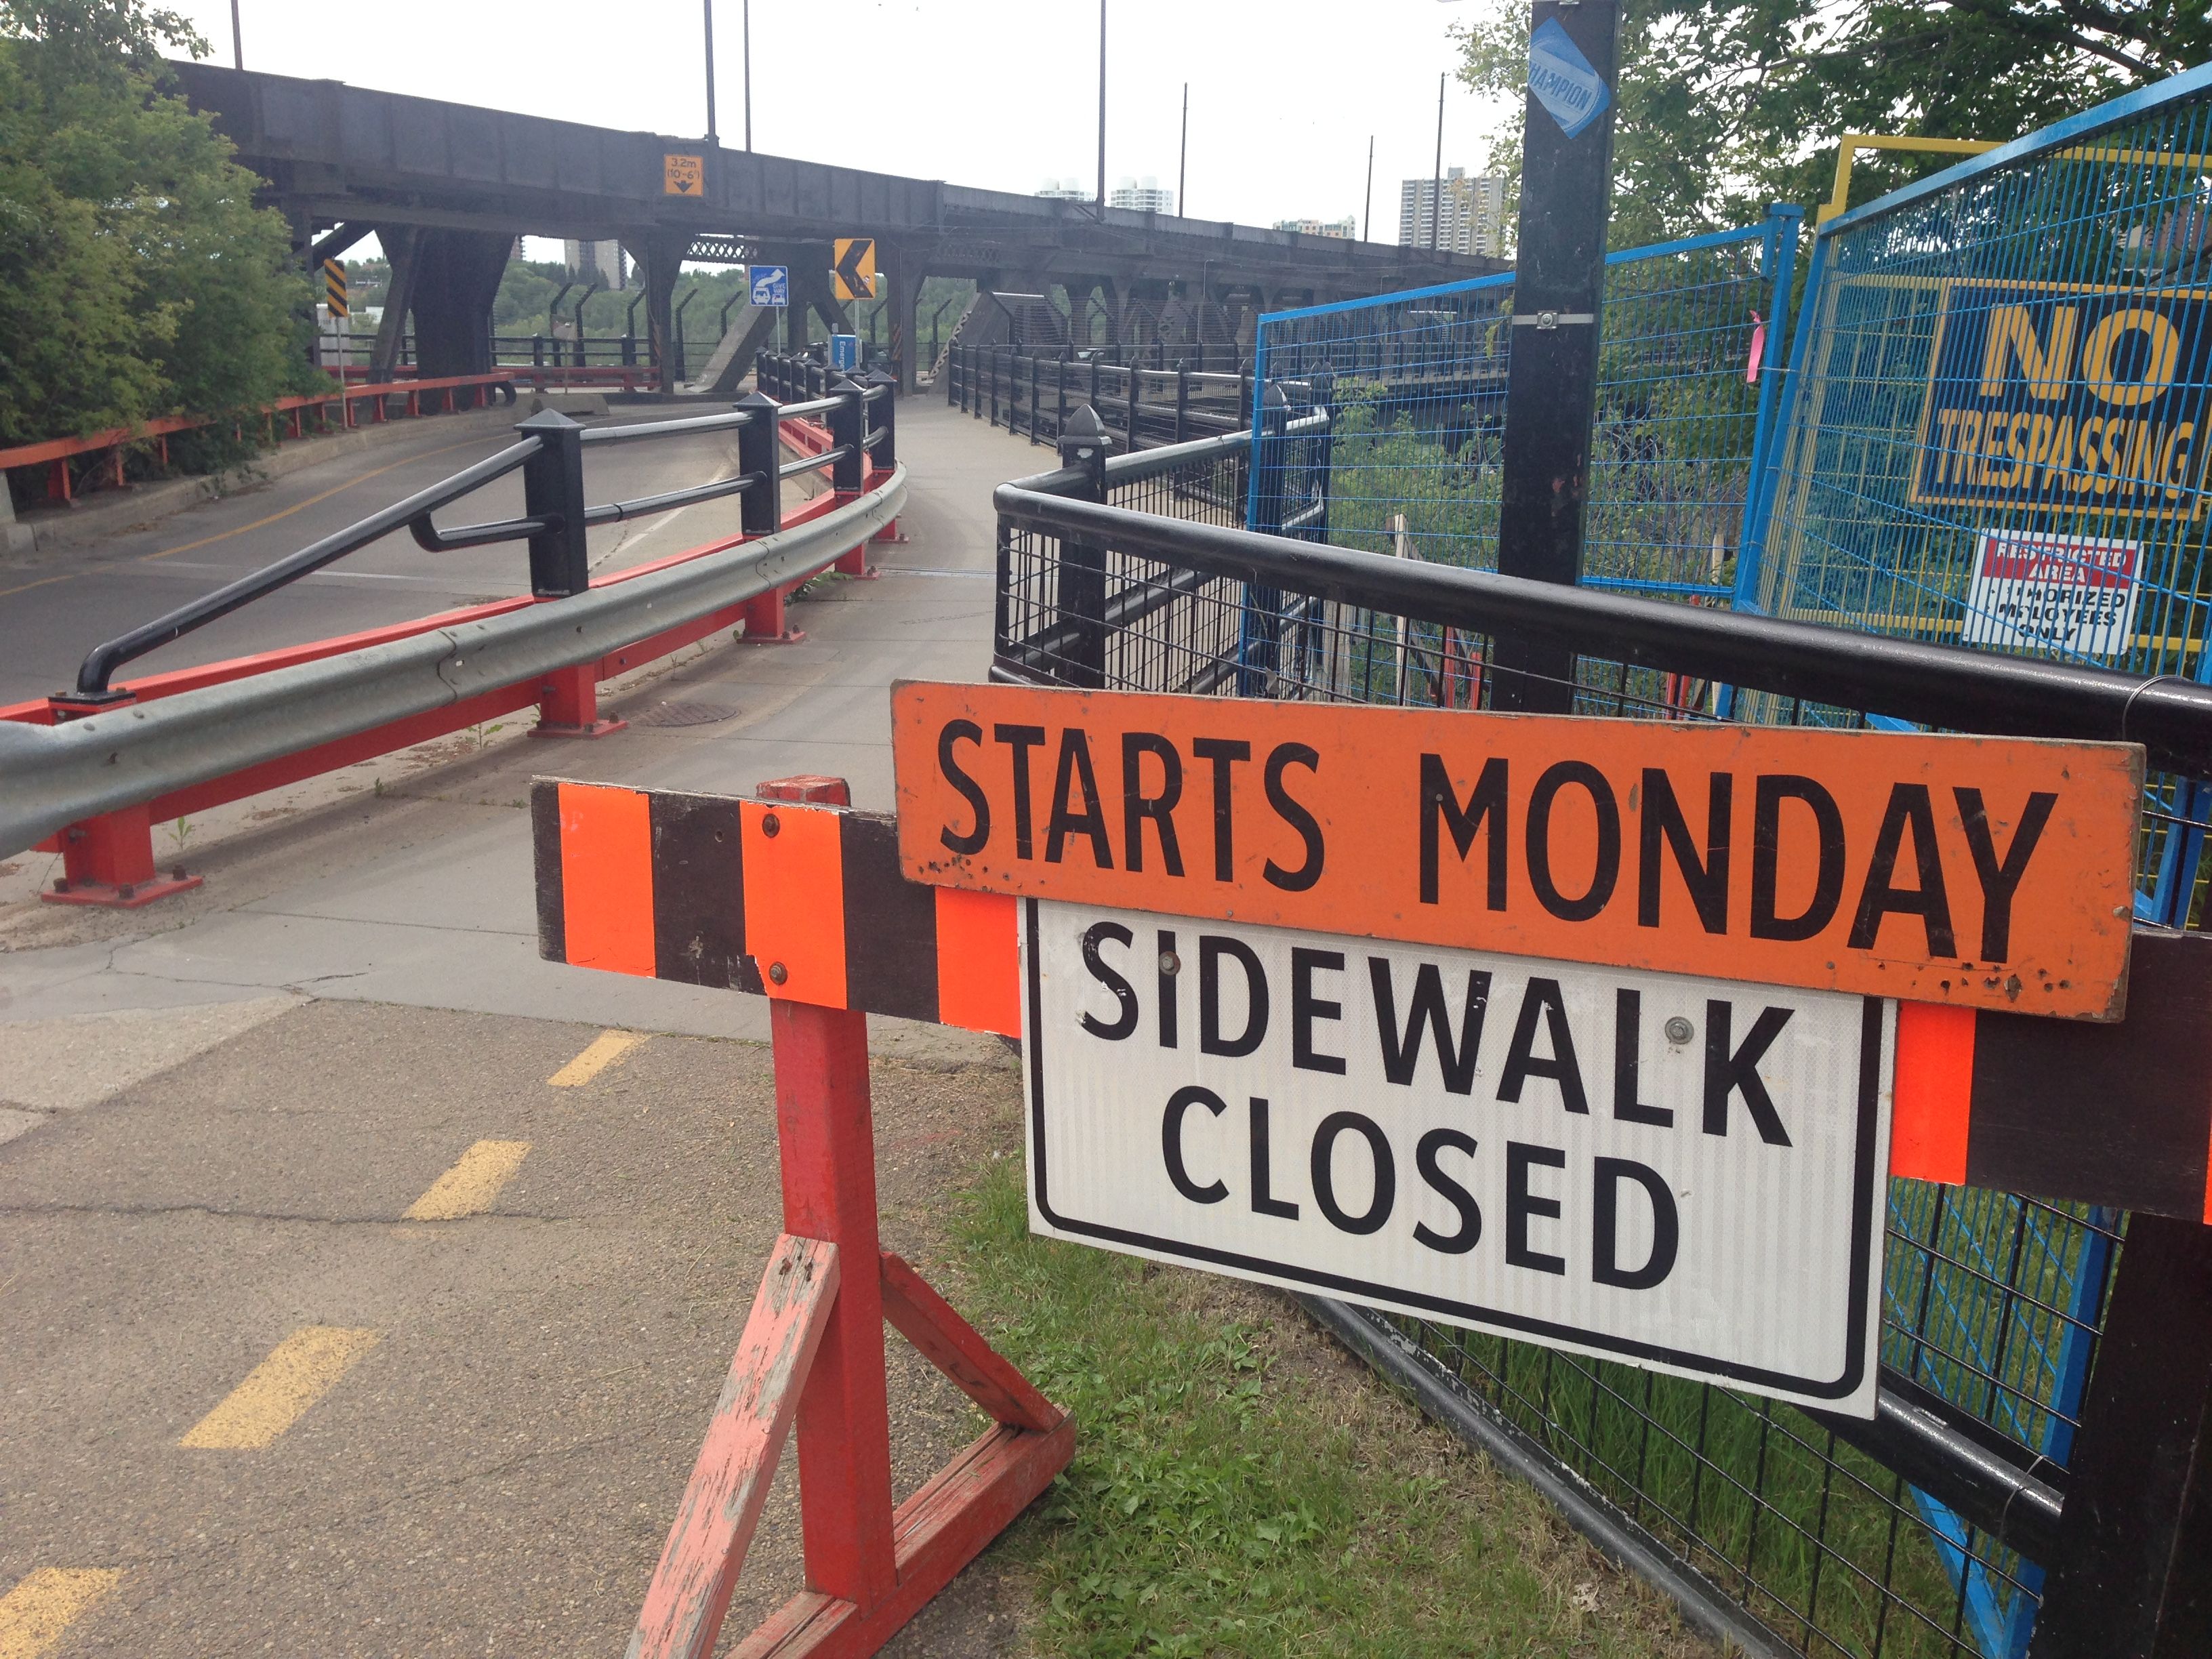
[[549, 1029, 650, 1088], [178, 1326, 380, 1450], [403, 1139, 531, 1221], [0, 1569, 121, 1658]]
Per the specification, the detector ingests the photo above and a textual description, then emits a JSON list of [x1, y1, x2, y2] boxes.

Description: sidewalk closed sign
[[1023, 900, 1891, 1414], [893, 682, 2142, 1020]]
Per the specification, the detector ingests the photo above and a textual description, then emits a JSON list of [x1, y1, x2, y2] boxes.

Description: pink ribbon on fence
[[1746, 312, 1767, 384]]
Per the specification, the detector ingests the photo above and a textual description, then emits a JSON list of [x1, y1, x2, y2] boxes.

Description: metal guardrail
[[0, 472, 902, 864], [991, 407, 2212, 1659], [1, 379, 902, 899]]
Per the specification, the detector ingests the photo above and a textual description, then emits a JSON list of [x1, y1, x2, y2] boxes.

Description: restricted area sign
[[1023, 900, 1891, 1414], [892, 682, 2143, 1019]]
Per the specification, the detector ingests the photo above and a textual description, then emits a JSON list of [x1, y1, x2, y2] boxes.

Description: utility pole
[[743, 0, 753, 150], [703, 1, 718, 144], [1363, 135, 1374, 241], [229, 0, 243, 68], [1096, 0, 1108, 213], [1429, 73, 1445, 252], [1177, 82, 1188, 216]]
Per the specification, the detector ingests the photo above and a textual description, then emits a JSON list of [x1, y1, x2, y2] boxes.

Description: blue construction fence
[[1240, 57, 2212, 1659]]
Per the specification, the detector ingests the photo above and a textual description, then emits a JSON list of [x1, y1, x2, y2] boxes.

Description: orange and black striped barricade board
[[533, 774, 1068, 1659], [533, 775, 2212, 1231]]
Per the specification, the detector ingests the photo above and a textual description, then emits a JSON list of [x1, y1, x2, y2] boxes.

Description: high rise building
[[563, 239, 627, 289], [1108, 176, 1175, 214], [1397, 167, 1508, 258], [1275, 216, 1357, 239], [1036, 178, 1090, 200]]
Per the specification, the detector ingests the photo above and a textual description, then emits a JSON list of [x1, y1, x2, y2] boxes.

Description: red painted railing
[[0, 373, 518, 506]]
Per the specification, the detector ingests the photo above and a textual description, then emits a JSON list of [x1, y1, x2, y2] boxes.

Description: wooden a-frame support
[[626, 979, 1072, 1659]]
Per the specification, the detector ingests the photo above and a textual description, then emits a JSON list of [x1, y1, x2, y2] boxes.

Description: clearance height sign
[[1024, 901, 1891, 1414], [893, 682, 2142, 1019]]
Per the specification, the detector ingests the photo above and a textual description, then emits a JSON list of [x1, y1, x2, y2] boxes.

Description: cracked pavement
[[0, 399, 1054, 1654]]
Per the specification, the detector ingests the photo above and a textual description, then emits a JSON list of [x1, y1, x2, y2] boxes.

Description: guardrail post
[[829, 377, 867, 496], [1027, 352, 1041, 444], [518, 409, 623, 739], [736, 391, 782, 539], [1125, 363, 1141, 453], [41, 794, 203, 910], [1054, 405, 1112, 687], [1174, 364, 1190, 444], [862, 370, 901, 548], [2028, 1214, 2212, 1659]]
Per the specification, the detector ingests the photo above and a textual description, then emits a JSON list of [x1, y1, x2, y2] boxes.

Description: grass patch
[[949, 1155, 1712, 1659]]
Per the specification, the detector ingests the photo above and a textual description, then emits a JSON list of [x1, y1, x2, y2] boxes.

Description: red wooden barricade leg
[[530, 662, 626, 739], [625, 778, 1072, 1659]]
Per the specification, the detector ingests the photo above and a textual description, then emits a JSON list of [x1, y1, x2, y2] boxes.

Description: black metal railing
[[991, 406, 2212, 1659], [67, 379, 898, 701], [945, 342, 1265, 457]]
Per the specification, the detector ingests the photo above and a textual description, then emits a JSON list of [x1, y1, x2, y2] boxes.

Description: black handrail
[[995, 475, 2212, 778], [70, 384, 886, 699], [74, 436, 544, 697]]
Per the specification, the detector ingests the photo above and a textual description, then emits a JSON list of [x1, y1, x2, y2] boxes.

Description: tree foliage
[[0, 0, 317, 448], [1455, 0, 2205, 247]]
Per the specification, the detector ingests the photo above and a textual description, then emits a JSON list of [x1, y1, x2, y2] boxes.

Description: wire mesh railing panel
[[1250, 214, 1795, 601], [1756, 77, 2212, 687], [993, 432, 2146, 1659]]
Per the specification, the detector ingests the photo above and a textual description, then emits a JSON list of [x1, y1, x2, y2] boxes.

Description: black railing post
[[1174, 364, 1190, 444], [1056, 354, 1069, 439], [989, 347, 1003, 428], [1055, 404, 1113, 687], [829, 376, 867, 495], [517, 409, 590, 598], [735, 391, 782, 537], [1238, 384, 1290, 695], [1027, 352, 1042, 443], [865, 369, 898, 473], [2029, 1214, 2212, 1658], [1125, 363, 1141, 452]]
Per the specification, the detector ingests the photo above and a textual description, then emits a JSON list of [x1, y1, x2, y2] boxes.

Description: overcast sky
[[167, 0, 1511, 256]]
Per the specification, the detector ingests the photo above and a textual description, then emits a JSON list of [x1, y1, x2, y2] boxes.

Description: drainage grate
[[627, 700, 739, 729]]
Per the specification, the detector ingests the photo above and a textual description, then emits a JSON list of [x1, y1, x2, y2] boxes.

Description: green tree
[[1455, 0, 2205, 248], [0, 0, 316, 449]]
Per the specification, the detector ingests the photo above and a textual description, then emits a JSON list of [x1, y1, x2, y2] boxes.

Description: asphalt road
[[0, 403, 762, 708], [0, 393, 1059, 1655]]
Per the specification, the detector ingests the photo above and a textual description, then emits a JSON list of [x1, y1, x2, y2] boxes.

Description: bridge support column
[[369, 226, 421, 377], [409, 229, 513, 378], [628, 234, 688, 396], [881, 241, 916, 394]]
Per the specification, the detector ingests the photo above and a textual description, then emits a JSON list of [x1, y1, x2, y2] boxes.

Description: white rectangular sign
[[1021, 900, 1892, 1416], [1960, 528, 2141, 657]]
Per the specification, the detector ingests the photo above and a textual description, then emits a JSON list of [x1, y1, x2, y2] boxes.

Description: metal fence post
[[2028, 1214, 2212, 1658], [1027, 352, 1041, 443], [1055, 405, 1112, 687], [829, 376, 867, 496], [1125, 363, 1141, 451], [1174, 364, 1190, 444], [518, 409, 590, 598], [863, 369, 898, 476], [516, 408, 622, 737], [735, 391, 781, 537]]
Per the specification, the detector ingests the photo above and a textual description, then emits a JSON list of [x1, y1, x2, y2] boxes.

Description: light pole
[[1429, 73, 1445, 252], [1095, 0, 1107, 213], [1177, 81, 1187, 217], [229, 0, 243, 68], [703, 1, 718, 143], [1363, 134, 1374, 241], [743, 0, 753, 151]]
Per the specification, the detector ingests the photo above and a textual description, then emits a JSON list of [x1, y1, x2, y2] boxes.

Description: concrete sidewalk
[[0, 395, 1046, 1046]]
